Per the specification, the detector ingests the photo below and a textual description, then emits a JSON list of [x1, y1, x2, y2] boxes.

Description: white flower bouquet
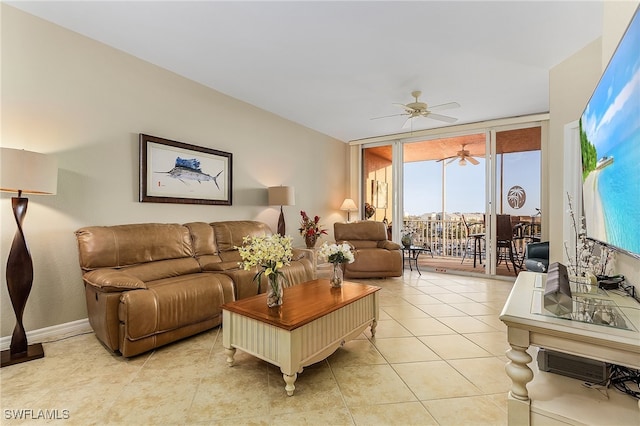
[[318, 242, 355, 265], [237, 234, 293, 305]]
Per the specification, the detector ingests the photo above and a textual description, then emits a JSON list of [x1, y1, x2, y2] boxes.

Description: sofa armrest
[[378, 240, 401, 250], [292, 248, 314, 263], [83, 269, 147, 292]]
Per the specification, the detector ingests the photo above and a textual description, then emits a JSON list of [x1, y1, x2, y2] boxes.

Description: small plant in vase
[[299, 210, 327, 248], [237, 234, 293, 307], [400, 225, 416, 248], [318, 242, 355, 288]]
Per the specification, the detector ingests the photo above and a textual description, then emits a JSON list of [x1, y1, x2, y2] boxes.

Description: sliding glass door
[[359, 121, 544, 278]]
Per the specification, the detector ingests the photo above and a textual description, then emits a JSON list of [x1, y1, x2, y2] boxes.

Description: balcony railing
[[403, 218, 485, 258], [402, 217, 540, 259]]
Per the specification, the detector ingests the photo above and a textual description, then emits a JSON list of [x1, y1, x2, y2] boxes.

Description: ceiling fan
[[372, 90, 460, 128], [439, 144, 480, 166]]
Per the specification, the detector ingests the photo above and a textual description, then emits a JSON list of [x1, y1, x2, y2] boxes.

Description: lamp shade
[[268, 186, 294, 206], [340, 198, 357, 211], [1, 148, 58, 195]]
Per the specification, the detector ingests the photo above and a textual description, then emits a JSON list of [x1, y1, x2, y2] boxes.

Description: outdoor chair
[[496, 214, 519, 275], [460, 215, 485, 267]]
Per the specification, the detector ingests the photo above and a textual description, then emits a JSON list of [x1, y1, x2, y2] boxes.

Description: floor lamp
[[1, 148, 58, 368], [268, 186, 295, 236]]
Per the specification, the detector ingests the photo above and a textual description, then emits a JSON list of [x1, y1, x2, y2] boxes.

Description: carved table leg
[[505, 343, 534, 401], [283, 372, 297, 396], [224, 347, 236, 367], [370, 319, 377, 337]]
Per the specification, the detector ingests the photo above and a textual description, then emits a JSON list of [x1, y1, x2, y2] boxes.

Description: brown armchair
[[334, 221, 403, 279]]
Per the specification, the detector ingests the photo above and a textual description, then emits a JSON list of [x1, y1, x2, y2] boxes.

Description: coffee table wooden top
[[221, 279, 380, 331]]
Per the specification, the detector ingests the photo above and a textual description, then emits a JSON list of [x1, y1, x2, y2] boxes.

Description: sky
[[581, 10, 640, 154], [403, 150, 541, 217]]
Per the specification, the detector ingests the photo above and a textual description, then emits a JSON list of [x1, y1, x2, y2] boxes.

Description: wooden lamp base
[[1, 343, 44, 367]]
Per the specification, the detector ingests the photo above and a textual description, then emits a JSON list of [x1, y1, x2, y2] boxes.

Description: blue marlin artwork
[[159, 157, 223, 189]]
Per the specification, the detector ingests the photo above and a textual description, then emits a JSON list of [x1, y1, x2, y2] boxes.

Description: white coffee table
[[222, 279, 380, 396]]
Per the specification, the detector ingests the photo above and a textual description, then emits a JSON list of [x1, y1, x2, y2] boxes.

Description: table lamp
[[340, 198, 357, 222], [1, 148, 58, 367], [268, 186, 295, 235]]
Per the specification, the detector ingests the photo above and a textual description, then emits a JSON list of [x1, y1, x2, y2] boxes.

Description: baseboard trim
[[1, 319, 92, 351]]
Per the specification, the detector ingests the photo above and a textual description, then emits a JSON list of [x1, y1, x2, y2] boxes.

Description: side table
[[401, 245, 432, 275], [298, 246, 331, 279]]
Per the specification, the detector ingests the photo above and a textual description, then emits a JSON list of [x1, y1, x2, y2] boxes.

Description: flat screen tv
[[580, 5, 640, 259]]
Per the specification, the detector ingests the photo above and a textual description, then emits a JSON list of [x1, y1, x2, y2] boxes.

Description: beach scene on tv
[[580, 10, 640, 256]]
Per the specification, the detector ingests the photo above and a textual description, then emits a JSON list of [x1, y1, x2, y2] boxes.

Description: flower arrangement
[[318, 242, 355, 288], [318, 242, 355, 265], [299, 211, 327, 244], [364, 202, 376, 219], [400, 224, 417, 247], [564, 193, 615, 278], [237, 234, 293, 306], [401, 225, 416, 239]]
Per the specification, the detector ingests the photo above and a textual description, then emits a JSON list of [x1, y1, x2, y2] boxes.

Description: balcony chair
[[496, 214, 519, 275], [460, 214, 485, 267]]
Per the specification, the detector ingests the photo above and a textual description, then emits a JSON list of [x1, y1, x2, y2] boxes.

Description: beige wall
[[549, 1, 639, 285], [0, 5, 347, 337]]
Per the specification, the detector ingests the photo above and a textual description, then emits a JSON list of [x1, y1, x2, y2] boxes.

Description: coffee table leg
[[370, 319, 377, 337], [224, 347, 236, 367], [283, 372, 297, 396]]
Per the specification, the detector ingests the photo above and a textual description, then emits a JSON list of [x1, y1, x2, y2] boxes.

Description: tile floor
[[1, 272, 517, 425]]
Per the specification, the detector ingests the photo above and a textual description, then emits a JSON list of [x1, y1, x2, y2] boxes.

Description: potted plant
[[298, 210, 327, 248], [401, 225, 416, 248]]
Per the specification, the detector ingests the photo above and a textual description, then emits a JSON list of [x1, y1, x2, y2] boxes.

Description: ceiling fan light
[[459, 158, 467, 166]]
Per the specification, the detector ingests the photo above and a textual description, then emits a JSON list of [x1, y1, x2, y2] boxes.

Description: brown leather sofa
[[75, 221, 314, 357], [334, 221, 403, 279]]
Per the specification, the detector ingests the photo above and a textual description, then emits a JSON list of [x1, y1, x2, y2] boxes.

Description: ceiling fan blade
[[425, 113, 458, 123], [446, 158, 457, 165], [429, 102, 460, 112], [436, 155, 456, 163], [467, 156, 480, 165], [370, 113, 408, 120]]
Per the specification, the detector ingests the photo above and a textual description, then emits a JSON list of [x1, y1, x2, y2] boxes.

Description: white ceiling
[[7, 1, 603, 142]]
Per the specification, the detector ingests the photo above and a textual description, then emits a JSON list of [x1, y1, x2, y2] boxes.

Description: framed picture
[[139, 134, 232, 205], [375, 181, 388, 209]]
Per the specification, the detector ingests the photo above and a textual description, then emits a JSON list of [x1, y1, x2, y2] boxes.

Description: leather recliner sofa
[[75, 221, 314, 357], [334, 221, 403, 279]]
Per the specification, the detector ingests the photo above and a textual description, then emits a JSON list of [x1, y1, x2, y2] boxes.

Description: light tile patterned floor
[[1, 271, 516, 425]]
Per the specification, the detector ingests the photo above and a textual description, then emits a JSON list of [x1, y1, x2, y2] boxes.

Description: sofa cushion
[[334, 221, 387, 241], [119, 273, 227, 341], [211, 221, 272, 252], [184, 222, 219, 256], [347, 248, 401, 272], [75, 223, 193, 271]]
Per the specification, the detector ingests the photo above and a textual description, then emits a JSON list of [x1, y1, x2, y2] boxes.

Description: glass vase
[[330, 263, 343, 288], [266, 274, 283, 307]]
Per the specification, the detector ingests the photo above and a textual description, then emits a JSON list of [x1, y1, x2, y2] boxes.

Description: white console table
[[499, 271, 640, 425]]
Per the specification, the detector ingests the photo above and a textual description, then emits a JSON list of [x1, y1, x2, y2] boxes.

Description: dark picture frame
[[139, 134, 232, 205]]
